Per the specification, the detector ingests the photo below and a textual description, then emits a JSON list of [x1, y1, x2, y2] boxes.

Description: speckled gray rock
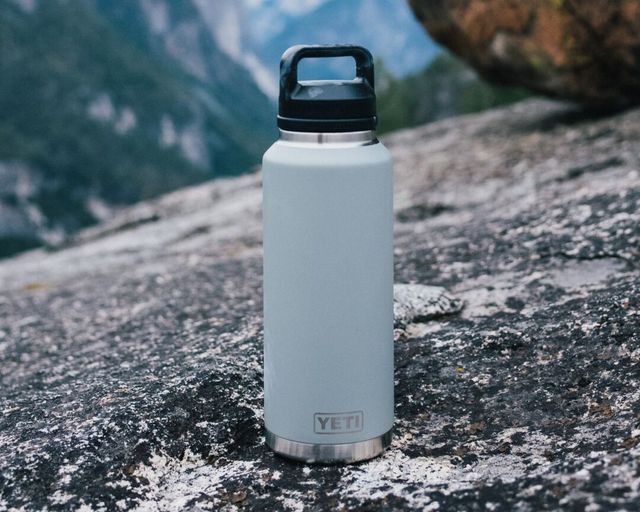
[[1, 99, 639, 510], [394, 284, 464, 327]]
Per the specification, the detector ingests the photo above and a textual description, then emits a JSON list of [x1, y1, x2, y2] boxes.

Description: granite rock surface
[[409, 0, 640, 106], [1, 99, 639, 510]]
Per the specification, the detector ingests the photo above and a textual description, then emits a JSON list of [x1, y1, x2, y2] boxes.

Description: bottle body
[[262, 131, 394, 463]]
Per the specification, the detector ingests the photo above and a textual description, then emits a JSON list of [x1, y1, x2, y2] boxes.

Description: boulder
[[1, 99, 639, 509], [409, 0, 640, 106]]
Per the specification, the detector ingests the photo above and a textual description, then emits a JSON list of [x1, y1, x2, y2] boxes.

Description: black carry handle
[[279, 45, 375, 100]]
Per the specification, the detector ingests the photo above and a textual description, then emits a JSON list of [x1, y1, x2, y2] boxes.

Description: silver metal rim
[[279, 129, 378, 147], [265, 429, 392, 464]]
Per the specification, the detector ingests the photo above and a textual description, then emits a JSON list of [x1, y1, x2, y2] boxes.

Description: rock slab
[[1, 99, 640, 510]]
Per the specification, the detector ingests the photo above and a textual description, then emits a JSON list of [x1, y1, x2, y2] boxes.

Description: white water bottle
[[262, 45, 394, 463]]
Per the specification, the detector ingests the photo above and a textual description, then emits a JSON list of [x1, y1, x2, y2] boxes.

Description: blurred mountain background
[[0, 0, 529, 258]]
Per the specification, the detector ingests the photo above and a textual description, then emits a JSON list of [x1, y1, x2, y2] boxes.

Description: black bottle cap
[[278, 45, 377, 133]]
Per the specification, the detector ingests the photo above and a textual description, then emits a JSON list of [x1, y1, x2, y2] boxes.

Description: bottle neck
[[278, 129, 378, 147]]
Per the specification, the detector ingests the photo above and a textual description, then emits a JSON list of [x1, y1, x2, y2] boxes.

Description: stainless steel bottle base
[[265, 429, 392, 464]]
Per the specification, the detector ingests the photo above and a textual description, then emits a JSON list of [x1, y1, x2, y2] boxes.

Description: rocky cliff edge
[[1, 99, 639, 510]]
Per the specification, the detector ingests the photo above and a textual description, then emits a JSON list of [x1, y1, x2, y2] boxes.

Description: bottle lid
[[278, 45, 377, 133]]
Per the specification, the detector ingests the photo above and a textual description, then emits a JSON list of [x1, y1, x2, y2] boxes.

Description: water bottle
[[262, 45, 394, 463]]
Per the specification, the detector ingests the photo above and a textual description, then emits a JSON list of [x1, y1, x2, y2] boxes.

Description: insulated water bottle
[[262, 45, 394, 463]]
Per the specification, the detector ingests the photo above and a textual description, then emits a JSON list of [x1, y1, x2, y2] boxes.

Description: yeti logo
[[314, 411, 364, 434]]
